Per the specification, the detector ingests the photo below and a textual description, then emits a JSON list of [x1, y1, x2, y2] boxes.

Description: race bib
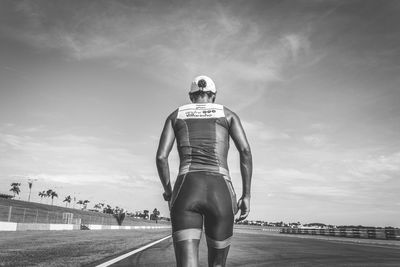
[[177, 103, 225, 119]]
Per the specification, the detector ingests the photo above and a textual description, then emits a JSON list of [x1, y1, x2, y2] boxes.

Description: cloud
[[10, 1, 142, 60], [287, 185, 351, 197], [303, 134, 328, 147], [0, 127, 157, 187], [348, 152, 400, 179], [250, 166, 354, 201], [264, 168, 322, 181], [58, 34, 129, 60], [242, 120, 290, 143], [0, 133, 27, 149], [8, 0, 311, 87], [33, 172, 157, 187], [310, 123, 331, 131], [0, 65, 32, 81], [2, 0, 318, 118], [281, 33, 310, 62]]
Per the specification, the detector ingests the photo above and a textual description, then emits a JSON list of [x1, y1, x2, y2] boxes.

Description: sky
[[0, 0, 399, 227]]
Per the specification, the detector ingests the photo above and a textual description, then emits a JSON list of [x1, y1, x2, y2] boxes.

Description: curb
[[0, 221, 171, 232]]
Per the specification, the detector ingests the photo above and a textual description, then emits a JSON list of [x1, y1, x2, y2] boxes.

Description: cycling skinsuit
[[170, 103, 238, 249]]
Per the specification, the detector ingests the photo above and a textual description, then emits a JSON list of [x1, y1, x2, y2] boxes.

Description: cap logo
[[197, 79, 207, 91]]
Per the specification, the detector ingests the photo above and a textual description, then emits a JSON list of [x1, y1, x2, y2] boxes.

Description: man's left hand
[[163, 191, 172, 201]]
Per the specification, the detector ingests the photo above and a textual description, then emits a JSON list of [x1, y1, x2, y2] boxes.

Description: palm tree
[[113, 207, 126, 226], [45, 189, 57, 205], [46, 189, 52, 196], [143, 210, 149, 219], [77, 200, 84, 209], [9, 183, 21, 198], [151, 208, 160, 221], [82, 200, 90, 210], [63, 195, 72, 207], [38, 191, 47, 203], [46, 189, 53, 204], [27, 181, 33, 201], [103, 204, 113, 214], [50, 191, 58, 205], [94, 203, 104, 211]]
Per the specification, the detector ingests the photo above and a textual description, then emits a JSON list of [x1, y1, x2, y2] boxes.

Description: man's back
[[172, 103, 230, 176]]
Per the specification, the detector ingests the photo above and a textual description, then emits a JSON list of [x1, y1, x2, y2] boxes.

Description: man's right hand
[[236, 196, 250, 222]]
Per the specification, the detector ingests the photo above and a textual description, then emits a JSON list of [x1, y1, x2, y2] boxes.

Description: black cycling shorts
[[170, 171, 238, 248]]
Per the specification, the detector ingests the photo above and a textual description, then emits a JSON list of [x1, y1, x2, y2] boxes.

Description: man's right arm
[[226, 108, 253, 222], [156, 112, 176, 202]]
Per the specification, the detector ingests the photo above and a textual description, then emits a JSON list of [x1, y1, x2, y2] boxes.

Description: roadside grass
[[0, 228, 171, 266]]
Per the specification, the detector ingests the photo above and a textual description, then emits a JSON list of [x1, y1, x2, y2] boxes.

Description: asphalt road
[[108, 228, 400, 267]]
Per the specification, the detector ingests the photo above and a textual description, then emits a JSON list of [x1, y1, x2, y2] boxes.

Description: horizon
[[1, 0, 400, 228], [1, 196, 397, 229]]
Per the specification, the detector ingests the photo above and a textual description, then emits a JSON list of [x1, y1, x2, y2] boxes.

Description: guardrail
[[280, 227, 400, 240], [0, 204, 167, 226]]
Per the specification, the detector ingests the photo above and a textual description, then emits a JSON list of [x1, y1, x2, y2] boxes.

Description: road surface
[[102, 228, 400, 266]]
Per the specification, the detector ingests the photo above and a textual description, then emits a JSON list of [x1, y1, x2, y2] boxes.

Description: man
[[156, 75, 252, 267]]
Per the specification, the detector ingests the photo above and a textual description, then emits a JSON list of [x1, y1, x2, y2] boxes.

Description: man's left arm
[[156, 114, 175, 202]]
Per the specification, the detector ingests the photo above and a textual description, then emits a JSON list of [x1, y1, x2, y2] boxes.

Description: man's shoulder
[[222, 105, 239, 121], [166, 108, 179, 121]]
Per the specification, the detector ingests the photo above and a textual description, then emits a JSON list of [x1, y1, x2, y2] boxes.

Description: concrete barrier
[[339, 228, 346, 237], [328, 228, 336, 236], [86, 224, 171, 230], [0, 220, 171, 232], [280, 227, 400, 241], [0, 221, 17, 231], [359, 229, 368, 238], [367, 228, 376, 239], [17, 223, 50, 231], [88, 224, 103, 230], [375, 230, 386, 239], [385, 229, 394, 239], [49, 224, 74, 231]]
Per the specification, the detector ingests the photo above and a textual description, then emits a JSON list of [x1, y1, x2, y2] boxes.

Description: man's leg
[[170, 173, 205, 266], [172, 228, 202, 267], [206, 236, 231, 267], [174, 240, 200, 267], [204, 175, 236, 267]]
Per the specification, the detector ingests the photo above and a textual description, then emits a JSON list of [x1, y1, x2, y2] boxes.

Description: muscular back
[[171, 103, 231, 176]]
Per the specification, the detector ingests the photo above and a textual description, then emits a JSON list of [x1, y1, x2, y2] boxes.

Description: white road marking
[[96, 235, 172, 267]]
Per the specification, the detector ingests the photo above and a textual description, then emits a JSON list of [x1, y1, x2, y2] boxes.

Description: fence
[[0, 204, 120, 226]]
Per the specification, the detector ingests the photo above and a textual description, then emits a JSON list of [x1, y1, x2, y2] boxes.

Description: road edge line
[[95, 234, 172, 267]]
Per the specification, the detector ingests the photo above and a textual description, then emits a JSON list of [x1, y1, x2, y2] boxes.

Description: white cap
[[189, 75, 216, 93]]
